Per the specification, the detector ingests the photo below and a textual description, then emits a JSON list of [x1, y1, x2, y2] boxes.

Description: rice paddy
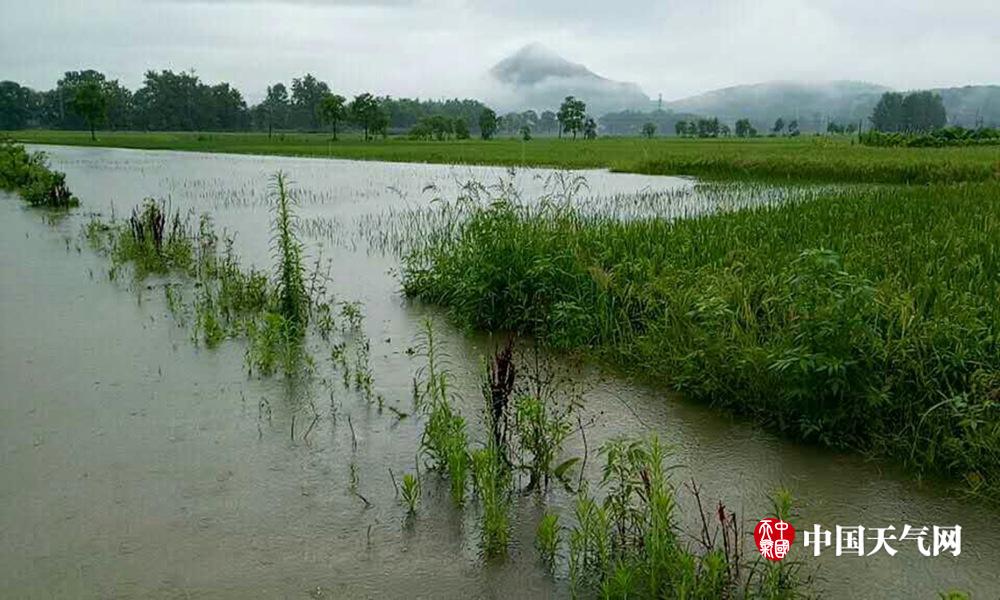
[[402, 180, 1000, 501], [12, 130, 1000, 184]]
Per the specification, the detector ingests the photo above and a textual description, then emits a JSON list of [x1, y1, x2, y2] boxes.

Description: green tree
[[870, 92, 904, 132], [538, 110, 557, 135], [675, 120, 688, 137], [0, 81, 34, 130], [735, 118, 755, 138], [583, 116, 597, 140], [479, 107, 498, 140], [787, 119, 800, 136], [103, 80, 133, 130], [697, 117, 720, 137], [319, 93, 346, 140], [772, 117, 785, 134], [349, 93, 382, 141], [454, 117, 470, 139], [556, 96, 586, 139], [261, 83, 289, 138], [71, 81, 107, 140], [290, 74, 330, 130], [901, 91, 946, 132], [641, 122, 656, 138], [520, 125, 532, 141]]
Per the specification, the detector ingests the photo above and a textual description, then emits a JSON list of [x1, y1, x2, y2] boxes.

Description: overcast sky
[[1, 0, 997, 103]]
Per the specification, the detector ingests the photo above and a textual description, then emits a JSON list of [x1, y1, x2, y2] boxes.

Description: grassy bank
[[403, 182, 1000, 500], [11, 129, 999, 184]]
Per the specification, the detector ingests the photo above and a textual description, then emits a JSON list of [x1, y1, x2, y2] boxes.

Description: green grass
[[11, 129, 1000, 184], [403, 182, 1000, 500]]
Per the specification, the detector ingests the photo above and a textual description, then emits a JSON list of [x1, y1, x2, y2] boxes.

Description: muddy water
[[1, 146, 997, 598]]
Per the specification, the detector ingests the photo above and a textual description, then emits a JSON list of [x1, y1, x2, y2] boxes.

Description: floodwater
[[1, 146, 997, 599]]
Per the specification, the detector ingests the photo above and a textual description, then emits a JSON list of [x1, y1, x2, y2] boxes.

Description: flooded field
[[1, 146, 997, 598]]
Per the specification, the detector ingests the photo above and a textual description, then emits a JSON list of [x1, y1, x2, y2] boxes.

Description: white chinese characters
[[801, 524, 961, 557]]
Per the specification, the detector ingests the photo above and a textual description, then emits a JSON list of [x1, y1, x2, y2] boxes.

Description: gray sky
[[1, 0, 997, 103]]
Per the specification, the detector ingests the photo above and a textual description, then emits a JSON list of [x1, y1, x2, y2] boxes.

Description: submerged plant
[[536, 511, 561, 568], [416, 319, 470, 506], [400, 473, 421, 514], [471, 442, 512, 558], [271, 171, 308, 332]]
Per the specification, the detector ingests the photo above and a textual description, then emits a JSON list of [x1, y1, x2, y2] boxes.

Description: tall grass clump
[[416, 319, 470, 506], [0, 140, 77, 207], [471, 442, 513, 558], [404, 182, 1000, 500], [564, 437, 809, 599], [271, 171, 308, 331]]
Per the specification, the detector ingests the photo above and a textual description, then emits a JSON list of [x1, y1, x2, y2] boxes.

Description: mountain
[[661, 81, 1000, 132], [486, 43, 650, 115], [930, 85, 1000, 127], [663, 81, 889, 132]]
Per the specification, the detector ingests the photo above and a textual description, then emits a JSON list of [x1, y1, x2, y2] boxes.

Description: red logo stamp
[[754, 518, 796, 561]]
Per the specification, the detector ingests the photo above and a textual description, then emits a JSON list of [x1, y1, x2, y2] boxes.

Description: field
[[3, 137, 998, 597], [11, 129, 1000, 184], [403, 180, 1000, 500]]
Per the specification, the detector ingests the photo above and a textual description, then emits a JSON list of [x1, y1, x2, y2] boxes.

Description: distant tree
[[641, 122, 656, 138], [521, 110, 539, 132], [538, 110, 557, 135], [479, 107, 498, 140], [318, 93, 346, 140], [901, 91, 946, 131], [262, 83, 290, 138], [870, 92, 904, 132], [520, 125, 532, 141], [719, 123, 731, 137], [787, 119, 799, 136], [0, 81, 34, 130], [501, 112, 523, 136], [372, 102, 390, 139], [103, 80, 133, 130], [583, 116, 597, 140], [772, 117, 785, 134], [845, 122, 858, 134], [735, 118, 754, 138], [557, 96, 586, 139], [349, 93, 382, 141], [697, 117, 719, 138], [454, 117, 470, 139], [675, 120, 689, 137], [290, 74, 330, 130], [827, 121, 844, 134], [71, 81, 107, 140]]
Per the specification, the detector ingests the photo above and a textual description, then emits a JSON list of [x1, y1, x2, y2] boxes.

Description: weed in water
[[400, 473, 421, 514], [471, 442, 512, 558], [536, 511, 561, 569]]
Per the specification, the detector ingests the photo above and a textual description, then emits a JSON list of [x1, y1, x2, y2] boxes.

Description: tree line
[[1, 69, 954, 141], [0, 70, 493, 138], [869, 91, 947, 133]]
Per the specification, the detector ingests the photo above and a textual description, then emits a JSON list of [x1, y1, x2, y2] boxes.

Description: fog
[[1, 0, 997, 103]]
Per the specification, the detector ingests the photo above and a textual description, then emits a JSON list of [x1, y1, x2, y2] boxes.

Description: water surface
[[1, 146, 996, 598]]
